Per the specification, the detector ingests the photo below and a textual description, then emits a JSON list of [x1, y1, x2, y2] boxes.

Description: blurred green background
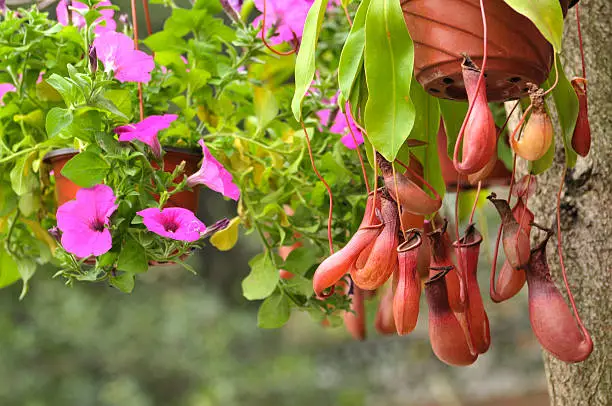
[[0, 3, 552, 406], [0, 192, 551, 406]]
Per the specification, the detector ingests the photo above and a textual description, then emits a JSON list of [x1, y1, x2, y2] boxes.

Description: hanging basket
[[401, 0, 571, 102], [43, 147, 202, 213]]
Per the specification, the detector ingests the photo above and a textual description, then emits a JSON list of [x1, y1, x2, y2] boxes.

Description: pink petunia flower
[[93, 31, 154, 83], [187, 140, 240, 201], [317, 99, 364, 150], [253, 0, 312, 46], [137, 207, 207, 242], [114, 114, 177, 157], [0, 83, 16, 105], [56, 184, 118, 258], [57, 0, 116, 35]]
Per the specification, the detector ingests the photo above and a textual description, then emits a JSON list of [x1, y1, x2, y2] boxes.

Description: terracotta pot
[[437, 125, 511, 190], [44, 147, 202, 212], [401, 0, 570, 102]]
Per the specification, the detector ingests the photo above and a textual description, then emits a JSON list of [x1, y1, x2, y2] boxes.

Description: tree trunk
[[529, 2, 612, 405]]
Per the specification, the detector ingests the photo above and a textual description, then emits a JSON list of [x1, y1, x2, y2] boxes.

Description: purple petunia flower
[[114, 114, 177, 157], [93, 31, 154, 83], [137, 207, 207, 242], [187, 140, 240, 201], [317, 97, 364, 150], [0, 83, 16, 105], [56, 184, 118, 258], [56, 0, 116, 35]]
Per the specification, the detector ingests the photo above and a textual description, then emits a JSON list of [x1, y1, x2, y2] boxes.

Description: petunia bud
[[570, 78, 591, 157], [454, 56, 497, 175], [89, 45, 98, 74]]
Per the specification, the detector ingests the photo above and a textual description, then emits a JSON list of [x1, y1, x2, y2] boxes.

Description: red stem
[[369, 145, 378, 225], [555, 166, 591, 342], [342, 2, 353, 26], [300, 121, 334, 254], [452, 0, 489, 167], [347, 103, 370, 194], [392, 163, 407, 240], [576, 4, 587, 87], [542, 53, 559, 97], [261, 0, 298, 56], [455, 177, 460, 241], [510, 104, 532, 143], [142, 0, 153, 36], [468, 181, 482, 224]]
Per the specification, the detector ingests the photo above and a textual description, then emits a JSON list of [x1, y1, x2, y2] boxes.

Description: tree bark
[[529, 2, 612, 405]]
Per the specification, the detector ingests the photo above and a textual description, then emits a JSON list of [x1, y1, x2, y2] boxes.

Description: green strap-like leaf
[[545, 56, 579, 168], [291, 0, 330, 121], [364, 0, 415, 162], [406, 79, 445, 200], [502, 0, 564, 51], [338, 0, 371, 106]]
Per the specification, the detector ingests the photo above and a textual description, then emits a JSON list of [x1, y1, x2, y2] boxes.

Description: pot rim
[[43, 145, 202, 163]]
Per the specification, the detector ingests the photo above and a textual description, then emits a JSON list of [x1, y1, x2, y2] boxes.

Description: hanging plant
[[0, 0, 595, 367]]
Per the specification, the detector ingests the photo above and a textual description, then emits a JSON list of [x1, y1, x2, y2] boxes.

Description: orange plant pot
[[401, 0, 570, 102], [44, 148, 202, 212]]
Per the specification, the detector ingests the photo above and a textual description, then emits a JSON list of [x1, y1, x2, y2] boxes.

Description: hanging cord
[[346, 103, 370, 194]]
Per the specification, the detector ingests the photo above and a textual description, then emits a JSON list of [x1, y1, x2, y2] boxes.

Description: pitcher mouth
[[397, 228, 422, 252], [452, 223, 483, 248], [425, 266, 454, 285]]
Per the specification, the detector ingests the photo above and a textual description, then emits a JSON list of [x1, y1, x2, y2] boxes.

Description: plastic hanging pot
[[401, 0, 572, 102], [43, 147, 202, 213]]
